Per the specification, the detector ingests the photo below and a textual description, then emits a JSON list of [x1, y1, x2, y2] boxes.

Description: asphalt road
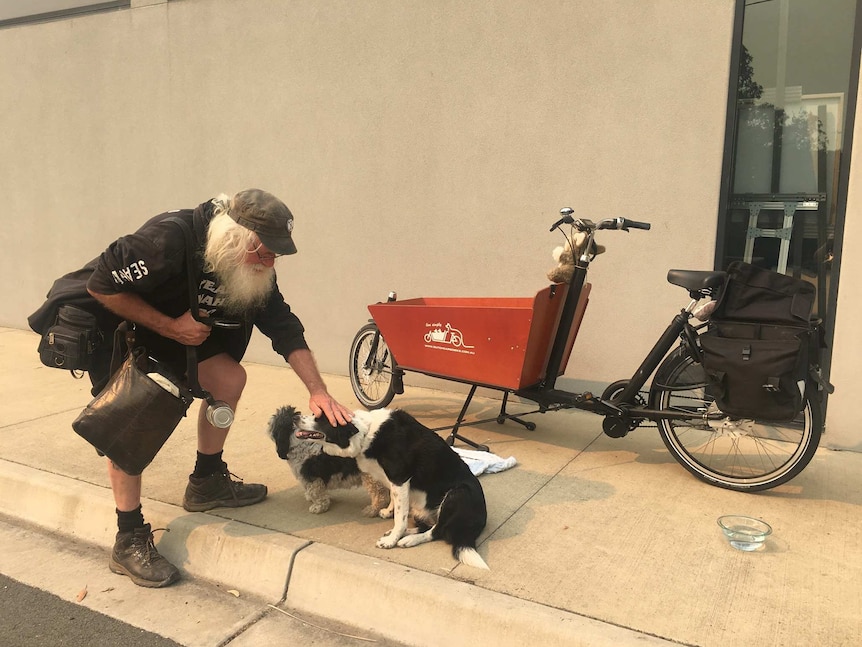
[[0, 515, 406, 647], [0, 572, 182, 647]]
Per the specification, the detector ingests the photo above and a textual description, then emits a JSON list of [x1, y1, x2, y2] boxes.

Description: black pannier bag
[[710, 261, 816, 324], [699, 262, 819, 421]]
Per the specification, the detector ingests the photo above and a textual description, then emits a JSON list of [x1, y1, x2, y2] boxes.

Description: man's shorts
[[87, 324, 248, 397]]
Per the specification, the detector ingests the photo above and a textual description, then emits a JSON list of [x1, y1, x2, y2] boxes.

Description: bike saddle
[[666, 270, 726, 294]]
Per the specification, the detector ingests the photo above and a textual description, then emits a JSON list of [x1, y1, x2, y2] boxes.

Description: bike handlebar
[[549, 209, 651, 233]]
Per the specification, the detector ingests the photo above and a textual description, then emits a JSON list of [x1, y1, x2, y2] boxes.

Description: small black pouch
[[38, 305, 102, 372]]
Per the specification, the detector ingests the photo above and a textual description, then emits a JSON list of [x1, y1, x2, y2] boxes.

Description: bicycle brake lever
[[550, 207, 576, 231], [550, 215, 574, 231]]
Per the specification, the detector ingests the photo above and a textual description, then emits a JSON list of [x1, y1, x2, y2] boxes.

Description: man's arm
[[88, 289, 211, 346], [287, 348, 353, 426]]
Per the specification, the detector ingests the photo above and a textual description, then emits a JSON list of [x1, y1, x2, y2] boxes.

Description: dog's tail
[[454, 546, 490, 570]]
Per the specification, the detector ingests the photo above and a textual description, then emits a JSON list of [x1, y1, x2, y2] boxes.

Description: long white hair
[[203, 194, 255, 274]]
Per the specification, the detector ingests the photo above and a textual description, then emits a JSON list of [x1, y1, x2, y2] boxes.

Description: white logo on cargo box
[[424, 322, 475, 354]]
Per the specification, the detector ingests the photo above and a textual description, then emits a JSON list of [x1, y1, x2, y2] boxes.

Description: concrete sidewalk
[[1, 326, 860, 646]]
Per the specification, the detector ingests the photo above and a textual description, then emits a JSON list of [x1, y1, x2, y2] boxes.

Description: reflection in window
[[721, 0, 857, 319]]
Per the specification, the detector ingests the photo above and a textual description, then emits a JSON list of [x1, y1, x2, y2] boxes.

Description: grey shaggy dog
[[267, 406, 390, 515]]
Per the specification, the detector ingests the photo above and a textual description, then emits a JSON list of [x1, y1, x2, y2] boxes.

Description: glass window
[[720, 0, 858, 319]]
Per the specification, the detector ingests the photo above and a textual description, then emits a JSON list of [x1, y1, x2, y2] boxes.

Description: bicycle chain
[[631, 389, 712, 430]]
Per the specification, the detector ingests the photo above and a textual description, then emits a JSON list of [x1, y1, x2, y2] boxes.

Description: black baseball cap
[[230, 189, 297, 255]]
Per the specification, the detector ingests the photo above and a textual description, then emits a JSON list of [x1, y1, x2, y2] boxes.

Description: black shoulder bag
[[71, 324, 194, 475]]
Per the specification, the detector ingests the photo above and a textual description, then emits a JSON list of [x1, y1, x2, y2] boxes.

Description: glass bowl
[[717, 515, 772, 551]]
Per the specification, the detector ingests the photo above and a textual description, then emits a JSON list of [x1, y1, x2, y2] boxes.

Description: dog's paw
[[396, 533, 425, 548], [308, 500, 331, 514], [378, 504, 394, 519], [376, 534, 400, 549], [361, 504, 381, 518]]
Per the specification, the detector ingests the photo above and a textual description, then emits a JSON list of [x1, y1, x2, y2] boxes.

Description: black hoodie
[[30, 199, 309, 367]]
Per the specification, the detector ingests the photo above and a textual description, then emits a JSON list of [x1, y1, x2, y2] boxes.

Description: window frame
[[715, 0, 862, 393]]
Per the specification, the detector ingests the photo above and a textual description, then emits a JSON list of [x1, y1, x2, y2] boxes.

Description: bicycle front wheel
[[652, 347, 822, 492], [349, 323, 397, 409]]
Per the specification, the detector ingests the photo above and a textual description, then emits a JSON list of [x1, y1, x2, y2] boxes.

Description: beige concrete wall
[[3, 1, 747, 426]]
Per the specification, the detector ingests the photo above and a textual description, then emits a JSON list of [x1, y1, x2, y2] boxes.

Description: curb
[[0, 458, 672, 647]]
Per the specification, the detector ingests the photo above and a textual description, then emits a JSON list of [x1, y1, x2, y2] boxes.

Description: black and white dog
[[268, 407, 390, 516], [293, 407, 490, 570]]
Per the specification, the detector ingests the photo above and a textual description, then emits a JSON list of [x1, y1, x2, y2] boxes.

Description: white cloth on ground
[[453, 447, 517, 476]]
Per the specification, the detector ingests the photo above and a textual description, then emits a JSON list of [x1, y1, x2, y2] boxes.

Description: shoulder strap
[[164, 216, 199, 317], [163, 216, 207, 396], [165, 214, 241, 331]]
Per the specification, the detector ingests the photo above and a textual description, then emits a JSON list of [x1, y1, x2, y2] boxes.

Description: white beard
[[214, 263, 275, 316], [202, 209, 276, 317]]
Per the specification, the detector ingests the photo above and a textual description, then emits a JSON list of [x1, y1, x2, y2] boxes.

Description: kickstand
[[445, 385, 491, 452], [496, 392, 537, 431]]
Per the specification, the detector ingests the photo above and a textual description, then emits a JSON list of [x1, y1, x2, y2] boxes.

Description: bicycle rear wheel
[[349, 323, 397, 409], [651, 347, 821, 492]]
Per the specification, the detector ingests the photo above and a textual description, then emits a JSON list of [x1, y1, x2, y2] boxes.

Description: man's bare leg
[[182, 353, 267, 512]]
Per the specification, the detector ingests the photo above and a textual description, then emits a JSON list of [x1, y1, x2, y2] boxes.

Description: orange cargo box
[[368, 283, 590, 391]]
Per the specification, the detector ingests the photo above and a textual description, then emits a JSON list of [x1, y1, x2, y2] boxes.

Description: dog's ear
[[328, 422, 360, 449], [269, 406, 300, 459]]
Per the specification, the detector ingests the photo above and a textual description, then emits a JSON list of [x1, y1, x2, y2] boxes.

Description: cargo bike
[[348, 209, 833, 492]]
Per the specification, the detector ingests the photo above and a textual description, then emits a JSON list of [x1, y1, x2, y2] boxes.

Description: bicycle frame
[[516, 224, 717, 427]]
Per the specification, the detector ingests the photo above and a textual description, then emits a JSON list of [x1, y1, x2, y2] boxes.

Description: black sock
[[116, 505, 145, 533], [192, 450, 225, 478]]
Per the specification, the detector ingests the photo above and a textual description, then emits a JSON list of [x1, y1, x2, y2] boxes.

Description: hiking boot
[[182, 464, 268, 512], [109, 524, 180, 588]]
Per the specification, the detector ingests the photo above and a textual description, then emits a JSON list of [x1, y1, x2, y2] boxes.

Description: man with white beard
[[51, 189, 352, 587]]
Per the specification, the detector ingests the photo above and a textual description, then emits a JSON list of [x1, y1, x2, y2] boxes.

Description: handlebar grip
[[623, 219, 651, 231]]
